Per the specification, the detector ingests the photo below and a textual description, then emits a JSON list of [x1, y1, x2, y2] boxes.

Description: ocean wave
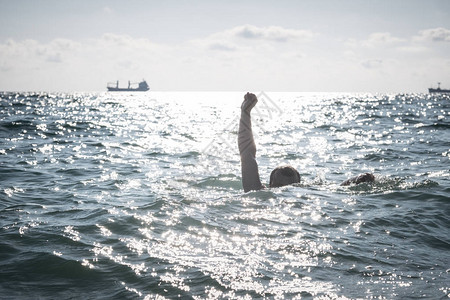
[[343, 177, 440, 195], [1, 92, 448, 299]]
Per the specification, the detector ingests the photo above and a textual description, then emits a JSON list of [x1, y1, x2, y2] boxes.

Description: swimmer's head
[[355, 172, 375, 184], [269, 165, 301, 188], [340, 172, 375, 186]]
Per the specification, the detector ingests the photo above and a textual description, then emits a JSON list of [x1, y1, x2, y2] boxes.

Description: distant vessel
[[107, 80, 149, 92], [428, 82, 450, 94]]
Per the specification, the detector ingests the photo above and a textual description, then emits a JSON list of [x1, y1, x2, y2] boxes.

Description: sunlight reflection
[[135, 190, 340, 298], [64, 225, 81, 241], [96, 224, 112, 237]]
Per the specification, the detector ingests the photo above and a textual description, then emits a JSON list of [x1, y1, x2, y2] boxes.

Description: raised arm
[[238, 93, 264, 192]]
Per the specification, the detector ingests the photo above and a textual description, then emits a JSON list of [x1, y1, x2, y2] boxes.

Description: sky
[[0, 0, 449, 93]]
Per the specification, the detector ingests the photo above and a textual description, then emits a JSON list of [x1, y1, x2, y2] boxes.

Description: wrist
[[241, 107, 248, 112]]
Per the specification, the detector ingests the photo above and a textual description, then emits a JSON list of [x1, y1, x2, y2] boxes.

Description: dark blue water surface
[[0, 92, 449, 299]]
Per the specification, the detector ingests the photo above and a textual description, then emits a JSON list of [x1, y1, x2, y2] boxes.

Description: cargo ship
[[107, 80, 149, 92], [428, 82, 450, 94]]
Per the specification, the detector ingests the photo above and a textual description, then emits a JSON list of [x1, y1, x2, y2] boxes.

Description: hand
[[241, 92, 258, 112]]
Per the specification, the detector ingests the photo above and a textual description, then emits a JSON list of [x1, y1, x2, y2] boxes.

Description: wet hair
[[340, 172, 375, 186], [269, 165, 301, 188]]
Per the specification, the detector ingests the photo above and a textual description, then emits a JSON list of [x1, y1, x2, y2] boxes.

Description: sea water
[[0, 91, 449, 299]]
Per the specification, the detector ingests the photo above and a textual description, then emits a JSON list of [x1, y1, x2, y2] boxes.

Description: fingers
[[245, 92, 257, 102]]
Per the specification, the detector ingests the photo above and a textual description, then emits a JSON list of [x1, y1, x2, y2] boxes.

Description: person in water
[[238, 92, 375, 192]]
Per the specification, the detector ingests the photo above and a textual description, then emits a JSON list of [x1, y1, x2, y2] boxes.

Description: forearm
[[238, 110, 263, 192], [238, 110, 256, 156]]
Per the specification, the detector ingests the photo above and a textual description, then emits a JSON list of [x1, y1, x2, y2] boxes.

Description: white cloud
[[208, 42, 236, 52], [0, 24, 449, 92], [396, 45, 429, 53], [100, 33, 148, 48], [190, 24, 316, 55], [415, 27, 450, 42], [45, 52, 63, 63], [344, 32, 406, 54], [230, 24, 316, 42], [361, 59, 383, 69], [363, 32, 405, 47]]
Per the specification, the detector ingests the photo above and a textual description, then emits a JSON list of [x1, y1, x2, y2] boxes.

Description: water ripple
[[0, 92, 448, 299]]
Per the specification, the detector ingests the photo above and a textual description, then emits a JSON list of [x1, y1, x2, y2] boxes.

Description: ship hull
[[429, 88, 450, 94], [107, 87, 149, 92], [107, 80, 150, 92]]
